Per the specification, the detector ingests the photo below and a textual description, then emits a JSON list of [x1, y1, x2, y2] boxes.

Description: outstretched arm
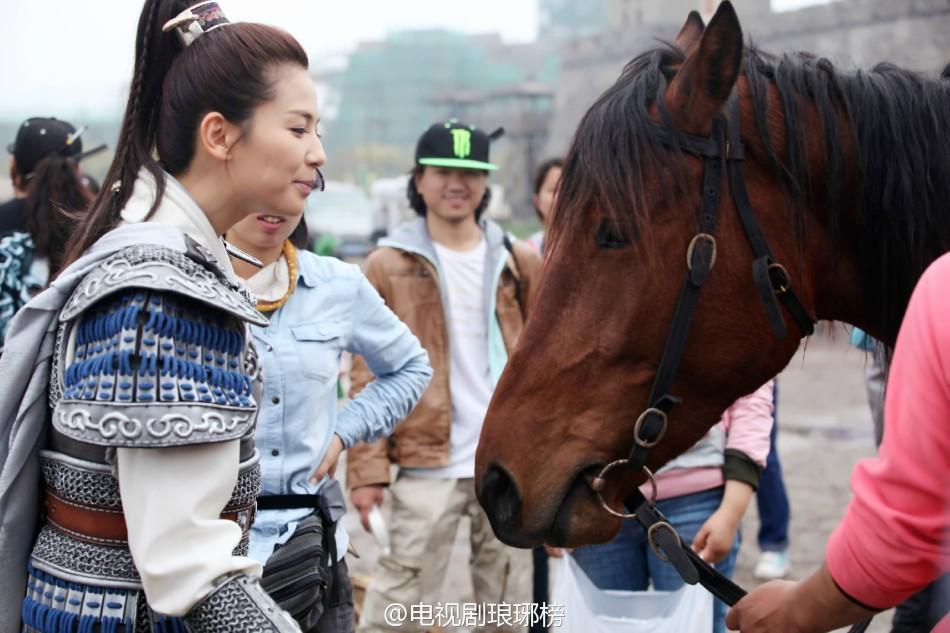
[[725, 562, 875, 632]]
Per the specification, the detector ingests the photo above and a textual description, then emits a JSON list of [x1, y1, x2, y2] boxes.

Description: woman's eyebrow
[[286, 110, 319, 123]]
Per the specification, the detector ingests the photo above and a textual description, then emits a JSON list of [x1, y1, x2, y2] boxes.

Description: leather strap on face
[[626, 116, 727, 473], [610, 94, 865, 633], [726, 98, 816, 340], [628, 95, 817, 472]]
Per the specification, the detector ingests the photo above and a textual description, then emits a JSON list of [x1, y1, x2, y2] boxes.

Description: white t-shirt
[[409, 238, 493, 480]]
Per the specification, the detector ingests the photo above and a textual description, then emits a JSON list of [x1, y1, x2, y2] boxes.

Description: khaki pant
[[358, 474, 530, 633]]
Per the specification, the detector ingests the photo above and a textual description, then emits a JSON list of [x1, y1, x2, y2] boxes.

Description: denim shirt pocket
[[291, 321, 345, 382]]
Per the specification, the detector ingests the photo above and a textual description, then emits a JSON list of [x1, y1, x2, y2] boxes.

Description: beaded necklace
[[256, 240, 299, 313]]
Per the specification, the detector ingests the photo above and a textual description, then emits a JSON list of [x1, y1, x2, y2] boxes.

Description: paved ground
[[340, 326, 895, 631]]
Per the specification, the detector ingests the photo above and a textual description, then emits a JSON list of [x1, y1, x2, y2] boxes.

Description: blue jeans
[[756, 381, 790, 551], [572, 487, 739, 633]]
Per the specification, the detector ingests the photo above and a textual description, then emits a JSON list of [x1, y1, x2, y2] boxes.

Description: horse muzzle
[[477, 461, 623, 548]]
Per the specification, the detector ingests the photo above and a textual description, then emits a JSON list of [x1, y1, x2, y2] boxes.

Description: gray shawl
[[0, 222, 195, 630]]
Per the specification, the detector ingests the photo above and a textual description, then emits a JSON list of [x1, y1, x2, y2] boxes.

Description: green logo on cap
[[451, 129, 472, 159]]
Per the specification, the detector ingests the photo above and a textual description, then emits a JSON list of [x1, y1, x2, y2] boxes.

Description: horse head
[[475, 1, 950, 548]]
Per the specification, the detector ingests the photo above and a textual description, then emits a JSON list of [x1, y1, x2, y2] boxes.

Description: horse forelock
[[550, 39, 950, 347]]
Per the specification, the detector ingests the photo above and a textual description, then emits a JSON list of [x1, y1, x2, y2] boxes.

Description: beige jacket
[[346, 218, 542, 489]]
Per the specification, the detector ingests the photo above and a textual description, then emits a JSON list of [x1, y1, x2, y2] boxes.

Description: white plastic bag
[[551, 554, 713, 633]]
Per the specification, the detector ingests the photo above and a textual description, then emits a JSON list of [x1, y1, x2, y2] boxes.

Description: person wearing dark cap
[[1, 116, 104, 281], [347, 119, 543, 632]]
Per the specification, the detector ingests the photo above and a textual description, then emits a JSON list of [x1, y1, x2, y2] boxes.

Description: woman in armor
[[0, 1, 331, 630]]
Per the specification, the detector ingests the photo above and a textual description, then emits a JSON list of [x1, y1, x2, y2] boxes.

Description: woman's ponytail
[[63, 0, 179, 267]]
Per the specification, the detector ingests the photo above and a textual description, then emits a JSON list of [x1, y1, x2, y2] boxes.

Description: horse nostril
[[478, 462, 523, 529]]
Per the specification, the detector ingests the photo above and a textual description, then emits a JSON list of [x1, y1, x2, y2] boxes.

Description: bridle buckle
[[648, 521, 682, 562], [767, 262, 791, 295], [686, 233, 718, 273], [633, 408, 668, 448]]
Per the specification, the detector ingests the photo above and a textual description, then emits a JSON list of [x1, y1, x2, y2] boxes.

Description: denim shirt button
[[271, 449, 280, 457], [272, 396, 280, 405]]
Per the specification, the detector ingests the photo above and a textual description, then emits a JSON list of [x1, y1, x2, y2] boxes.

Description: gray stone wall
[[546, 0, 950, 156], [746, 0, 950, 72]]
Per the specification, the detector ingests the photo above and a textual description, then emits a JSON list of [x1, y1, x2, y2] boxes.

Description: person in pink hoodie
[[572, 379, 775, 633], [727, 253, 950, 633]]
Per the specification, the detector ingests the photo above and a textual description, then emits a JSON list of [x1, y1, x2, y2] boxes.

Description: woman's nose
[[306, 136, 326, 168]]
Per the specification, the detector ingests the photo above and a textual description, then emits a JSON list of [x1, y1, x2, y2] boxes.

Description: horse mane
[[552, 41, 950, 345]]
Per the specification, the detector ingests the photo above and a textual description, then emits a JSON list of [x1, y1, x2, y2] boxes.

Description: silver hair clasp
[[162, 1, 230, 47]]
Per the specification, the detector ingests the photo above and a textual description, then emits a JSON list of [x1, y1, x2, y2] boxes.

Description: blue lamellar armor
[[22, 244, 299, 632]]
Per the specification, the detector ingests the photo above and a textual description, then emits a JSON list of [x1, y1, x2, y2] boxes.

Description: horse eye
[[595, 220, 632, 249]]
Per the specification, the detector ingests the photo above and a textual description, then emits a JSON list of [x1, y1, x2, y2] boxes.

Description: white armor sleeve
[[117, 441, 261, 616]]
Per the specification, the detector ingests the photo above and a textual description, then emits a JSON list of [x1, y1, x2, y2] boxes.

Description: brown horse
[[475, 1, 950, 549]]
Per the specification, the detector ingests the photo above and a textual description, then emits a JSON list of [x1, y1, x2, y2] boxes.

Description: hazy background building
[[545, 0, 950, 158], [324, 29, 560, 215], [3, 0, 949, 228]]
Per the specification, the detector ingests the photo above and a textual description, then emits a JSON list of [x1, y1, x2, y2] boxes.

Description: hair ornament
[[162, 1, 230, 47]]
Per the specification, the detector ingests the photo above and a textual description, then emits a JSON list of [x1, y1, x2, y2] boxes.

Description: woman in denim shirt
[[226, 180, 432, 631]]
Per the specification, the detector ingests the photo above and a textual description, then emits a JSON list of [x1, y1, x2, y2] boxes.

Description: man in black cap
[[347, 120, 543, 632], [1, 117, 90, 235]]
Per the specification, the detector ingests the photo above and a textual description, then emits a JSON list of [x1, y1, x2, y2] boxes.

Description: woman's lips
[[293, 181, 313, 196], [257, 214, 286, 233]]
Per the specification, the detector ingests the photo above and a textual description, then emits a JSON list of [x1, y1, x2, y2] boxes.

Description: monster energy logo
[[451, 129, 472, 159]]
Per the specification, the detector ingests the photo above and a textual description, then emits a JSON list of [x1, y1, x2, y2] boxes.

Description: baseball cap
[[6, 117, 87, 177], [415, 119, 504, 171]]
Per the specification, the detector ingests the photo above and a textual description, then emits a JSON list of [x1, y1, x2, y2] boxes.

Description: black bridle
[[611, 96, 816, 483], [585, 97, 870, 632]]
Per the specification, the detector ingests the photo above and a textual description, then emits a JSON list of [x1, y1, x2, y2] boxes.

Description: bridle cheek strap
[[727, 97, 816, 340], [594, 94, 831, 621]]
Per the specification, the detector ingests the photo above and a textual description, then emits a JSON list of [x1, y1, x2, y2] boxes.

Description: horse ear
[[665, 1, 743, 132], [674, 10, 705, 56]]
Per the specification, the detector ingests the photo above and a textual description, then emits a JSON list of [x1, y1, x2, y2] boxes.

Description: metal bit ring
[[592, 462, 658, 519]]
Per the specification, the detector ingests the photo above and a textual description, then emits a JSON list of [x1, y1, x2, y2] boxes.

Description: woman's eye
[[291, 128, 306, 136]]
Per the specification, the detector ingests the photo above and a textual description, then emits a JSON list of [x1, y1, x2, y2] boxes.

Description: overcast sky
[[0, 0, 826, 120]]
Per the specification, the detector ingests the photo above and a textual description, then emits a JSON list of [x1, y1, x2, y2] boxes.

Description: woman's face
[[228, 64, 325, 222], [227, 203, 304, 257], [533, 166, 562, 226]]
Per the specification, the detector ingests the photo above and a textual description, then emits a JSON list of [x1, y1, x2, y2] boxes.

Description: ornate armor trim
[[184, 573, 301, 632], [53, 401, 254, 447], [60, 244, 267, 326]]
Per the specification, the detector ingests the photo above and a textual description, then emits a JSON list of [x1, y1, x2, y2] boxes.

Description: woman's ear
[[196, 111, 242, 162]]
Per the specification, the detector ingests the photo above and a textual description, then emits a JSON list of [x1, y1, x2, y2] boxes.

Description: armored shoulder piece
[[61, 242, 268, 327], [51, 244, 267, 448]]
